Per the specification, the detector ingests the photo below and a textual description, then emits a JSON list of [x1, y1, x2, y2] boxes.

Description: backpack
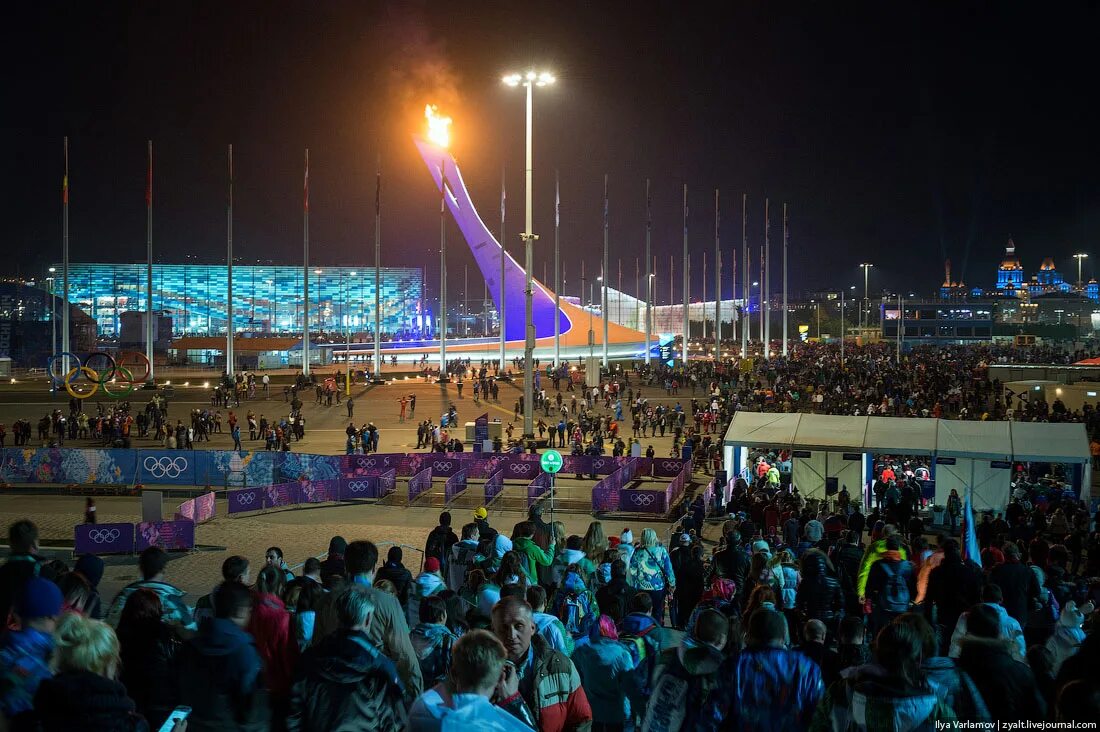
[[877, 561, 910, 613], [555, 586, 593, 638], [425, 528, 449, 565], [620, 622, 660, 694]]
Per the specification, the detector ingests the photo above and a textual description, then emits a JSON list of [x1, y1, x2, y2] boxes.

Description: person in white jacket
[[949, 583, 1025, 660]]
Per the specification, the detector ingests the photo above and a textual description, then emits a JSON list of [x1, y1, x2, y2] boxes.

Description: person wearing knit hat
[[410, 557, 446, 628], [0, 577, 62, 720], [474, 507, 488, 520], [752, 539, 772, 556], [423, 557, 442, 574], [319, 536, 347, 579], [619, 529, 635, 564]]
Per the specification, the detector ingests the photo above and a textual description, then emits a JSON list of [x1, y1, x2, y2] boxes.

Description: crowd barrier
[[408, 468, 433, 503], [175, 492, 217, 523], [0, 448, 668, 488], [74, 518, 196, 556], [597, 458, 694, 515], [526, 472, 552, 507], [444, 470, 468, 504], [226, 470, 397, 514], [484, 470, 505, 505]]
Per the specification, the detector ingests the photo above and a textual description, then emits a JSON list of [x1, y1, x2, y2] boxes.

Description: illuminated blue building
[[56, 263, 423, 337]]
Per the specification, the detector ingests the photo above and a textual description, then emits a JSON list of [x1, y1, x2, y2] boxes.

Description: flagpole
[[226, 144, 235, 379], [741, 193, 748, 356], [731, 247, 737, 356], [62, 137, 70, 373], [764, 198, 770, 360], [554, 170, 561, 367], [714, 188, 721, 363], [499, 168, 506, 371], [374, 164, 382, 380], [303, 148, 310, 378], [602, 174, 609, 368], [782, 202, 789, 357], [702, 251, 707, 343], [146, 140, 155, 384], [617, 258, 622, 326], [759, 245, 764, 346], [682, 183, 689, 366], [634, 257, 639, 332], [644, 179, 652, 365]]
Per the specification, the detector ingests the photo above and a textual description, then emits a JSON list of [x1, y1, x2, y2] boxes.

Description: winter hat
[[679, 533, 691, 545], [424, 557, 441, 573], [607, 536, 622, 549], [752, 539, 771, 555], [494, 534, 513, 557], [474, 507, 488, 520], [621, 529, 634, 545], [74, 555, 105, 589], [16, 577, 63, 620]]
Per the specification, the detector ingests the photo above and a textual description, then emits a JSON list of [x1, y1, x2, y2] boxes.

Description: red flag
[[62, 174, 68, 205]]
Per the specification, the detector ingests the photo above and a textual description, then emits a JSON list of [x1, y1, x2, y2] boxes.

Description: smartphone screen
[[158, 706, 192, 732]]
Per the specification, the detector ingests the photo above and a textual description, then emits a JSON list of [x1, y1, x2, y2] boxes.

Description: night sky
[[4, 1, 1099, 305]]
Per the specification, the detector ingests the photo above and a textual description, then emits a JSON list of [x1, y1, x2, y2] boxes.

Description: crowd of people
[[1, 471, 1098, 731]]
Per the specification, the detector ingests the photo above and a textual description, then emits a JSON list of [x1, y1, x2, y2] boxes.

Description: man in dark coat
[[924, 538, 983, 653], [709, 530, 751, 610], [286, 586, 406, 732], [989, 543, 1039, 626], [956, 604, 1046, 723], [0, 521, 43, 628], [374, 547, 414, 608]]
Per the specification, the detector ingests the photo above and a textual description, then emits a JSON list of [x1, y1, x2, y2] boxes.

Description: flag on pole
[[962, 493, 980, 563], [555, 174, 560, 227], [501, 172, 506, 220], [303, 152, 309, 213]]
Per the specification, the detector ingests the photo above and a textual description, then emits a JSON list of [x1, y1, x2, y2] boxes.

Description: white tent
[[789, 415, 869, 499], [932, 421, 1013, 511], [863, 417, 938, 456], [1009, 422, 1091, 498]]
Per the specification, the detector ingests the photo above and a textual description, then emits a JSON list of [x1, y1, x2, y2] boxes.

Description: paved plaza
[[0, 366, 707, 608]]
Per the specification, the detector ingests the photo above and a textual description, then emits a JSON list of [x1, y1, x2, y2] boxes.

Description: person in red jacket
[[492, 596, 592, 732], [249, 565, 299, 722]]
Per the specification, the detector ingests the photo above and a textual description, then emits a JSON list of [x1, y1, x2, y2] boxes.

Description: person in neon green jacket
[[856, 526, 908, 599], [512, 521, 556, 584]]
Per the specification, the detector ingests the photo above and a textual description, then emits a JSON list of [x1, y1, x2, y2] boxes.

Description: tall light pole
[[860, 263, 873, 332], [346, 271, 356, 394], [1074, 253, 1089, 334], [644, 179, 652, 365], [503, 69, 555, 440], [46, 271, 56, 367]]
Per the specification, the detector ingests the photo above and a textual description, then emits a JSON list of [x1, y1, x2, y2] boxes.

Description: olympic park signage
[[73, 522, 135, 555]]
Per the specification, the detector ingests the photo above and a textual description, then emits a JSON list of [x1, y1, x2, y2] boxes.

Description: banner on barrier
[[484, 470, 505, 504], [264, 482, 300, 509], [136, 520, 195, 551], [500, 457, 540, 481], [301, 479, 340, 504], [175, 498, 195, 522], [377, 469, 397, 497], [445, 469, 468, 504], [408, 467, 433, 502], [652, 458, 687, 478], [526, 472, 552, 507], [138, 451, 196, 485], [619, 489, 666, 514], [428, 456, 467, 478], [227, 487, 263, 514], [343, 453, 404, 475], [195, 492, 216, 523], [74, 522, 134, 555]]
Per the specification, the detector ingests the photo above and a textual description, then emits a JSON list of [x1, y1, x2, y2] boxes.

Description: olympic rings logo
[[660, 461, 681, 471], [432, 461, 454, 472], [346, 480, 373, 493], [48, 350, 152, 400], [511, 463, 534, 475], [628, 493, 657, 506], [144, 456, 188, 478], [234, 492, 257, 506], [593, 459, 608, 469], [87, 528, 122, 543]]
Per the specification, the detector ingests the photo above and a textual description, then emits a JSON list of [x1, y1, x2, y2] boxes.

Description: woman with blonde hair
[[627, 528, 676, 624], [581, 521, 607, 577], [33, 613, 150, 731]]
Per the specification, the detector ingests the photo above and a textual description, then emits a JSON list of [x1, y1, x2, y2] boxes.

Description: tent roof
[[935, 420, 1012, 460], [723, 412, 801, 447], [864, 417, 938, 456], [791, 414, 868, 451], [1009, 422, 1089, 463]]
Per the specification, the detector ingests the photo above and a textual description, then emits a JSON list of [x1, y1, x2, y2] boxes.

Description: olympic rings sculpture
[[48, 350, 152, 399]]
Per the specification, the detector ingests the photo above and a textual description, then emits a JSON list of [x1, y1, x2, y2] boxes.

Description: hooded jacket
[[796, 552, 843, 623], [106, 579, 195, 630], [410, 622, 458, 686], [514, 537, 556, 585], [628, 545, 674, 592], [947, 603, 1025, 660], [448, 539, 483, 592], [642, 637, 725, 732], [176, 617, 267, 732], [920, 656, 991, 722], [406, 686, 536, 732], [705, 646, 824, 731], [956, 637, 1046, 723], [33, 670, 148, 732], [0, 627, 54, 721], [521, 633, 593, 732], [810, 666, 956, 732], [375, 560, 414, 607], [118, 619, 180, 729], [856, 539, 908, 598], [533, 611, 573, 657], [286, 628, 407, 732], [571, 634, 638, 724], [248, 591, 299, 697]]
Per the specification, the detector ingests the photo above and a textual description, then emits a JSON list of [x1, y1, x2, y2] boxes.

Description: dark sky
[[4, 1, 1099, 305]]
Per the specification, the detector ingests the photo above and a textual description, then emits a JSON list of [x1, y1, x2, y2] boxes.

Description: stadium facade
[[54, 263, 424, 338]]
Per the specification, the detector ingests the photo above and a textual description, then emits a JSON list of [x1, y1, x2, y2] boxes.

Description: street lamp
[[344, 270, 357, 394], [859, 263, 873, 330], [503, 68, 555, 441], [46, 269, 56, 366], [1073, 254, 1089, 334]]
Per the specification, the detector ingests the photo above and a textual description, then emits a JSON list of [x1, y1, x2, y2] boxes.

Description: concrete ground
[[0, 367, 715, 608]]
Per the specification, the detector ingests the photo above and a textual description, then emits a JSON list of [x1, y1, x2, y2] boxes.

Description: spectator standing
[[105, 547, 194, 630], [955, 604, 1047, 723], [0, 521, 44, 628], [628, 529, 675, 625], [116, 589, 180, 729], [572, 615, 638, 731], [0, 578, 62, 726]]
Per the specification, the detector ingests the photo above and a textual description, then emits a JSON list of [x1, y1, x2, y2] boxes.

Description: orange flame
[[425, 104, 452, 148]]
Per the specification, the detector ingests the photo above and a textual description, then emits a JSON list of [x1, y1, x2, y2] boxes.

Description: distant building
[[941, 237, 1097, 302], [0, 281, 96, 367]]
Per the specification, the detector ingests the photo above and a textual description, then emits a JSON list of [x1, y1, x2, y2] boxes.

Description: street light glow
[[503, 70, 556, 89], [424, 104, 452, 148]]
